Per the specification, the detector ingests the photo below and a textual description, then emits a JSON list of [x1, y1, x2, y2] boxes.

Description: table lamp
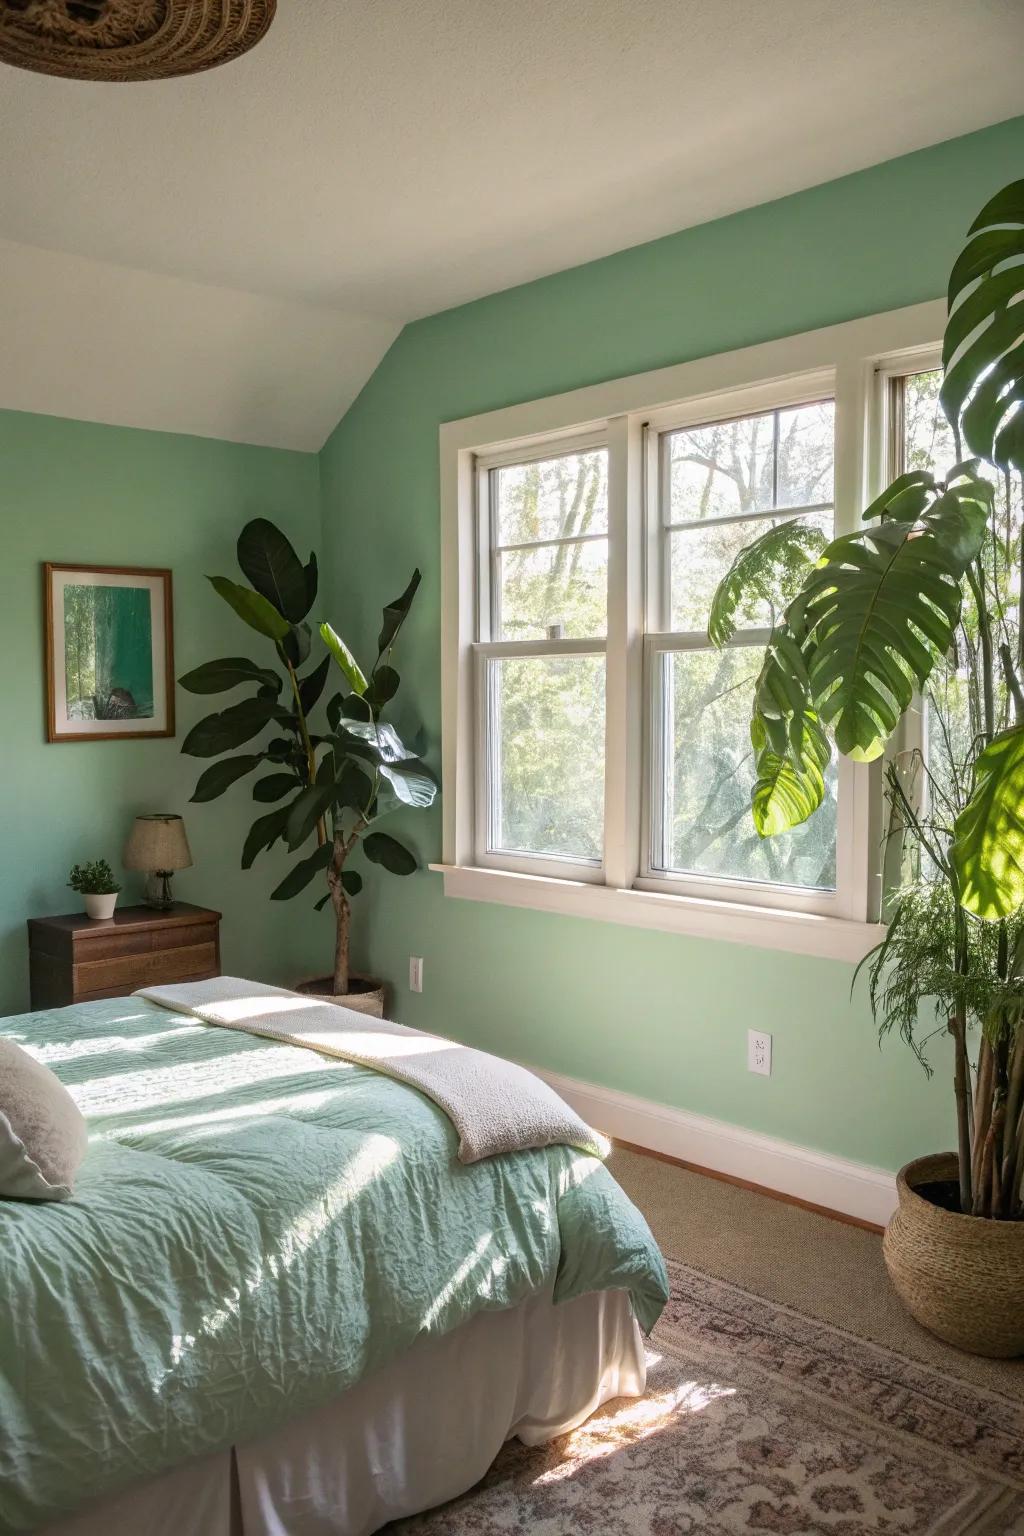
[[123, 814, 193, 909]]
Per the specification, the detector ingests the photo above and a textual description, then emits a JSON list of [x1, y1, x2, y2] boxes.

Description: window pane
[[670, 508, 832, 633], [774, 402, 835, 508], [488, 653, 604, 862], [667, 413, 775, 521], [666, 401, 834, 525], [497, 537, 607, 640], [494, 450, 608, 545], [655, 647, 837, 889]]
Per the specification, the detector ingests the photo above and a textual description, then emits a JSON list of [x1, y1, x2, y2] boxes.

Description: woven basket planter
[[294, 975, 386, 1020], [0, 1, 276, 82], [883, 1153, 1024, 1358]]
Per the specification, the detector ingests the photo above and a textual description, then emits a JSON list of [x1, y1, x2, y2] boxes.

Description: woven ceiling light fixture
[[0, 0, 276, 81]]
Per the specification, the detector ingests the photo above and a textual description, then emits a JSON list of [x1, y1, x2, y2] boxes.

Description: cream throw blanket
[[136, 977, 608, 1165]]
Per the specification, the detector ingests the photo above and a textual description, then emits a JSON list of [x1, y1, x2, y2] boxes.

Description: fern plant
[[708, 180, 1024, 1219]]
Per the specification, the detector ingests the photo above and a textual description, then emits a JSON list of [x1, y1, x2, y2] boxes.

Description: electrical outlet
[[748, 1029, 772, 1077], [409, 956, 424, 993]]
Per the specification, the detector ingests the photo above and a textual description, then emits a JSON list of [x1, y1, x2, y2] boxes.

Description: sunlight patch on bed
[[30, 1024, 203, 1067], [421, 1231, 503, 1328], [268, 1133, 401, 1278]]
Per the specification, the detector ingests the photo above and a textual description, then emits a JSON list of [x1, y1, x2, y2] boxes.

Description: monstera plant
[[709, 180, 1024, 1231], [179, 519, 436, 1003]]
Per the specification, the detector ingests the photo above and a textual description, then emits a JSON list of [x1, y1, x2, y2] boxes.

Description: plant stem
[[286, 661, 326, 848], [950, 1011, 974, 1213]]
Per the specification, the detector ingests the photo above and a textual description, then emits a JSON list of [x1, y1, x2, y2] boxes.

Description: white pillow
[[0, 1038, 88, 1200]]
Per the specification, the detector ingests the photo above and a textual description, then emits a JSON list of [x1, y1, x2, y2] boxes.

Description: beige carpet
[[606, 1146, 1024, 1398]]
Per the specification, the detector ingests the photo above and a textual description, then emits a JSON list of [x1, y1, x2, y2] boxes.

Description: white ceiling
[[2, 0, 1022, 449]]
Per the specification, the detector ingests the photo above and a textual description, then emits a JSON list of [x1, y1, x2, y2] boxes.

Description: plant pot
[[883, 1152, 1024, 1358], [83, 892, 118, 921], [294, 975, 386, 1019]]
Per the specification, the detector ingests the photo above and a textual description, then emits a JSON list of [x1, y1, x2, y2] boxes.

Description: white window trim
[[433, 299, 946, 963]]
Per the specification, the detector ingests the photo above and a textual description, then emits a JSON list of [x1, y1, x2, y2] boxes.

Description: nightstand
[[28, 903, 221, 1009]]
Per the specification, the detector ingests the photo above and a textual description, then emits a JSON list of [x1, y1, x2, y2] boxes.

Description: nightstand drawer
[[74, 942, 219, 994], [27, 903, 222, 1009]]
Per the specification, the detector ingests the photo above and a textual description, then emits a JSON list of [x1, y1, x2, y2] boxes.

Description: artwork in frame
[[43, 564, 175, 742]]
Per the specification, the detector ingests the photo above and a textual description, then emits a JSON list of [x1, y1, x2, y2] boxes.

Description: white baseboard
[[533, 1066, 897, 1228]]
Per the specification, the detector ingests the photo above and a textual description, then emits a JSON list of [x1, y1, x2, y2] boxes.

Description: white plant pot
[[84, 892, 118, 921]]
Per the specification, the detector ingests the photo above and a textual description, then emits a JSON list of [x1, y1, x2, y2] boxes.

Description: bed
[[0, 992, 668, 1535]]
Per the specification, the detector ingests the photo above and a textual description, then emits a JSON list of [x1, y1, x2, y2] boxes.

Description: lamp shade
[[123, 814, 193, 873]]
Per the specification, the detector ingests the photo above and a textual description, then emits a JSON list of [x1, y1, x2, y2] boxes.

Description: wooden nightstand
[[28, 903, 221, 1009]]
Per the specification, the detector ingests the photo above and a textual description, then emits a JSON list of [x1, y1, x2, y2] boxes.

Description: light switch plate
[[409, 956, 424, 993]]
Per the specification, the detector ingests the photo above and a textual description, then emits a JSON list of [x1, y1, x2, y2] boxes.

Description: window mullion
[[603, 414, 644, 891]]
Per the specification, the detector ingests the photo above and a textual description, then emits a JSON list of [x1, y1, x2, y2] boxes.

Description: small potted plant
[[68, 860, 122, 921]]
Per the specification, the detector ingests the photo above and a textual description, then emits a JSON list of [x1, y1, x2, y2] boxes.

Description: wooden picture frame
[[43, 563, 175, 742]]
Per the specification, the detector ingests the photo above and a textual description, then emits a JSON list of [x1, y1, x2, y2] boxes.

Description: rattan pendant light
[[0, 0, 276, 81]]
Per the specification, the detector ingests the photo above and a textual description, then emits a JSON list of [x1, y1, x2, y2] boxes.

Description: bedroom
[[1, 2, 1023, 1532]]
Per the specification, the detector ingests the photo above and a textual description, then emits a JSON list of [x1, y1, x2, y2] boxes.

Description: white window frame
[[433, 299, 947, 963]]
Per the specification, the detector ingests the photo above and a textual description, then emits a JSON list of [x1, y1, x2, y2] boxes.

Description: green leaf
[[338, 718, 408, 762], [298, 655, 331, 715], [237, 519, 312, 624], [951, 724, 1024, 920], [341, 869, 363, 896], [270, 843, 333, 901], [178, 657, 281, 695], [320, 622, 369, 695], [377, 569, 421, 658], [799, 486, 986, 763], [190, 754, 263, 802], [208, 576, 289, 642], [252, 772, 300, 802], [181, 696, 282, 757], [363, 831, 417, 875], [379, 759, 437, 809], [242, 806, 291, 869], [304, 552, 319, 613], [708, 518, 826, 648], [285, 785, 334, 850], [750, 709, 830, 836], [335, 761, 373, 811], [281, 622, 311, 669], [365, 665, 400, 711], [941, 179, 1024, 476], [861, 469, 939, 523]]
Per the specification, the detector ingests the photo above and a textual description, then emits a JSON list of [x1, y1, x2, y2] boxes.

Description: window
[[438, 302, 947, 959], [645, 401, 838, 901], [476, 443, 609, 877]]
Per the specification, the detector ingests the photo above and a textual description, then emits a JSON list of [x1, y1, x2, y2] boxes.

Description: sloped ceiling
[[1, 0, 1022, 450]]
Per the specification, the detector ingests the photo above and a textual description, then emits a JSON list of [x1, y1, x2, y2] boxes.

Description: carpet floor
[[389, 1147, 1024, 1536]]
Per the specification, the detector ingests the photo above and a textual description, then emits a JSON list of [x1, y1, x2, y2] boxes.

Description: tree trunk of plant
[[949, 1012, 973, 1213], [332, 890, 350, 996]]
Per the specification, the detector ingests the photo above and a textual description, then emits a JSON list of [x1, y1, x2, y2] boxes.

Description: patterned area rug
[[393, 1258, 1024, 1535]]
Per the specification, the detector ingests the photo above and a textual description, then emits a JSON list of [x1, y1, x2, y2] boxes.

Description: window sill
[[429, 863, 885, 963]]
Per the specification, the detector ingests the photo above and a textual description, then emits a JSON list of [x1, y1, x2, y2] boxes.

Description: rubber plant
[[178, 519, 436, 995], [708, 180, 1024, 1220]]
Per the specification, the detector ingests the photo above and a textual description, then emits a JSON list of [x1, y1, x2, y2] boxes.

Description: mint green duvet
[[0, 998, 667, 1532]]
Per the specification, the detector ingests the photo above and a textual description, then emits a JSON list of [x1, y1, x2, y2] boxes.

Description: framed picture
[[43, 564, 174, 742]]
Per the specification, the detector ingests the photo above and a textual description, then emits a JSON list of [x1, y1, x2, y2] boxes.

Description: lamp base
[[143, 871, 176, 910]]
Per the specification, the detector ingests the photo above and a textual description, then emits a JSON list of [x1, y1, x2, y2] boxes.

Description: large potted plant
[[708, 180, 1024, 1355], [179, 520, 436, 1016]]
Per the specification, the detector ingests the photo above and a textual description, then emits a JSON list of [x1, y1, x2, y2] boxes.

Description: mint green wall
[[319, 117, 1024, 1173], [0, 410, 326, 1016]]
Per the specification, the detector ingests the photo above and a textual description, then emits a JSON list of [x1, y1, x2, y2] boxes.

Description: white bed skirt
[[44, 1287, 645, 1536]]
